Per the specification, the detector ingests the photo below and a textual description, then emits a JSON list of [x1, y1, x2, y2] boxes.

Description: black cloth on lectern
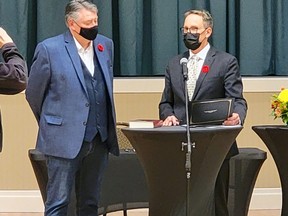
[[28, 149, 148, 215], [122, 125, 243, 216], [252, 125, 288, 216], [28, 145, 266, 216], [98, 150, 149, 214], [228, 148, 267, 216]]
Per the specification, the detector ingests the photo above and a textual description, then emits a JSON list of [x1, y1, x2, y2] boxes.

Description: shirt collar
[[189, 43, 210, 60], [73, 37, 93, 53]]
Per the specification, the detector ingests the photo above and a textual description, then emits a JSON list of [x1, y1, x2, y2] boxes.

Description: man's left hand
[[223, 113, 240, 126]]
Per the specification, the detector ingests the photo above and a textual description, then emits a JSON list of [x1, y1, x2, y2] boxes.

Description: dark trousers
[[215, 159, 230, 216], [45, 135, 108, 216]]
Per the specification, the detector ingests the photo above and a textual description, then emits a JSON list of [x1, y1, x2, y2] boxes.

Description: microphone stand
[[181, 61, 196, 216]]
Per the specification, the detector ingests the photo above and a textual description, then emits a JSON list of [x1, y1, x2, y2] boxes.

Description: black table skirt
[[29, 147, 266, 216]]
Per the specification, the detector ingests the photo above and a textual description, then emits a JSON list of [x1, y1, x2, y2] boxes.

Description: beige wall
[[0, 90, 282, 189]]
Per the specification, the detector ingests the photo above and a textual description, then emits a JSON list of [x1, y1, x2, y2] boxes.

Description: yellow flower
[[271, 88, 288, 124], [278, 89, 288, 102]]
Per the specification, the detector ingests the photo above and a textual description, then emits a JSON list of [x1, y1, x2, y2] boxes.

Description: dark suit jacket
[[159, 46, 247, 157], [0, 43, 27, 152], [26, 31, 119, 159]]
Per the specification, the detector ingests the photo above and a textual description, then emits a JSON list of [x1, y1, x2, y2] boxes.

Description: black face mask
[[79, 25, 98, 40], [183, 32, 201, 50]]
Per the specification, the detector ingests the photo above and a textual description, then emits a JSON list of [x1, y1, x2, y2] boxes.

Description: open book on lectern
[[189, 98, 234, 126]]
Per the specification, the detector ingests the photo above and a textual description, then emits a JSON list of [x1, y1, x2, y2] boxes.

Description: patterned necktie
[[187, 55, 200, 101]]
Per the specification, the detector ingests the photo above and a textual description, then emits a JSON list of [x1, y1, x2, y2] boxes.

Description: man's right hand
[[0, 28, 13, 49], [162, 115, 180, 126]]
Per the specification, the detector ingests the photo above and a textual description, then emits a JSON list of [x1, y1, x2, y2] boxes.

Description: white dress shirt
[[73, 37, 95, 76], [188, 43, 211, 80]]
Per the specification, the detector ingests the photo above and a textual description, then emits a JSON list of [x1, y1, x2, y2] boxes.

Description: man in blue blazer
[[26, 1, 118, 215], [159, 10, 247, 216]]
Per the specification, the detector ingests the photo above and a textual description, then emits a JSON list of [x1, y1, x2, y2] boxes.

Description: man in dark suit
[[0, 27, 27, 152], [26, 0, 119, 215], [159, 9, 247, 216]]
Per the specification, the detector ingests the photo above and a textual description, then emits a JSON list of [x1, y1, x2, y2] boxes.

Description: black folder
[[189, 98, 234, 125]]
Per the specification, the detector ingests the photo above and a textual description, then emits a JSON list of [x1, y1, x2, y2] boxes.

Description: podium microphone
[[180, 57, 194, 216], [180, 58, 188, 80]]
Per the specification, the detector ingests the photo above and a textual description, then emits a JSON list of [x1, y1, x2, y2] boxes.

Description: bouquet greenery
[[271, 88, 288, 125]]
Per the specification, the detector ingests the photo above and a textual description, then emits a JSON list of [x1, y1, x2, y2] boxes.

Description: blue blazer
[[26, 31, 119, 159]]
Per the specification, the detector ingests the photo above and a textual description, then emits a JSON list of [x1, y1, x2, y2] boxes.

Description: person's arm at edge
[[0, 42, 28, 94]]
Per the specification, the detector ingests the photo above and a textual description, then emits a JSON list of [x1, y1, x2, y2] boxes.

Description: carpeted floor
[[0, 209, 282, 216]]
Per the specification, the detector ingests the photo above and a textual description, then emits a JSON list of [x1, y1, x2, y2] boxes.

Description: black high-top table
[[252, 125, 288, 216], [122, 125, 242, 216]]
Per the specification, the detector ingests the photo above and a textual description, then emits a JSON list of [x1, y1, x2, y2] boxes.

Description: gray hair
[[65, 0, 98, 24], [184, 9, 213, 29]]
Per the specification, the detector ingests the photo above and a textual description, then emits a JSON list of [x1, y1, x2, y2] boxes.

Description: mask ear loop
[[71, 20, 82, 35], [73, 21, 82, 28], [204, 27, 213, 39], [197, 28, 206, 43], [199, 27, 211, 41]]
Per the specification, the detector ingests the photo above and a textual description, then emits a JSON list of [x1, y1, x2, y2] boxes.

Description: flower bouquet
[[271, 88, 288, 125]]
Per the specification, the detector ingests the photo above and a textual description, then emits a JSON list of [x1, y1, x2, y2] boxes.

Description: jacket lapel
[[64, 31, 89, 98], [93, 38, 113, 99], [192, 47, 216, 100]]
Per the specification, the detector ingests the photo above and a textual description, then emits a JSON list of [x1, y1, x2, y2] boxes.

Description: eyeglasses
[[180, 27, 204, 34]]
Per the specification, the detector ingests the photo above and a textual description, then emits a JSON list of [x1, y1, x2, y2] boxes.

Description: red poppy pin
[[97, 44, 104, 52], [202, 65, 209, 73]]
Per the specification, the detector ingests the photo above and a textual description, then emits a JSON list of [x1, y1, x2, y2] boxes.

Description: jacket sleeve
[[0, 42, 28, 94], [159, 64, 176, 120], [223, 56, 247, 124], [25, 42, 51, 122]]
